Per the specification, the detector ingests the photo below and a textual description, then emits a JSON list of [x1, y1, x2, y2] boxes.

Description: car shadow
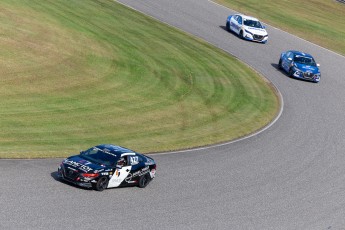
[[51, 171, 140, 191], [51, 171, 92, 191], [219, 25, 228, 31], [271, 63, 280, 70], [219, 25, 234, 35], [219, 25, 266, 44]]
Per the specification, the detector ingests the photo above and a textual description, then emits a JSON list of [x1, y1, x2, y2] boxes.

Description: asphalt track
[[1, 0, 345, 229]]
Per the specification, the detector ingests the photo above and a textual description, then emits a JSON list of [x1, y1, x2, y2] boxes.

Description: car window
[[81, 147, 118, 166], [244, 19, 262, 28], [237, 16, 242, 24], [294, 55, 316, 66], [288, 52, 294, 60]]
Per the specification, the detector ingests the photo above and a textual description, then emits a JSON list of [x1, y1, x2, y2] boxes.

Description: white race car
[[226, 14, 268, 43]]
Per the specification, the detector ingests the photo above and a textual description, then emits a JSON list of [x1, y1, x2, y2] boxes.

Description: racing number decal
[[130, 156, 139, 165], [107, 166, 132, 188]]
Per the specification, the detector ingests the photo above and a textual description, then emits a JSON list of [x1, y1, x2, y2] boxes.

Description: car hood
[[62, 155, 106, 173], [294, 63, 319, 74], [244, 26, 267, 36]]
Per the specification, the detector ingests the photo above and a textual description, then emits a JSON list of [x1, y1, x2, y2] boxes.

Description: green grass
[[216, 0, 345, 55], [0, 0, 279, 158]]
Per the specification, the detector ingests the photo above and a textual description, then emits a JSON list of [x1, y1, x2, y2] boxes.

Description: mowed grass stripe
[[0, 0, 279, 158]]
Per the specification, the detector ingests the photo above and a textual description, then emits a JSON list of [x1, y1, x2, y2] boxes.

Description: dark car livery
[[278, 50, 321, 83], [57, 144, 156, 191]]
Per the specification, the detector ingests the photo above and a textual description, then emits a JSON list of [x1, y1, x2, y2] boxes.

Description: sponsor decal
[[78, 159, 91, 165], [94, 147, 117, 157], [64, 160, 93, 172], [110, 178, 123, 183], [125, 166, 150, 182]]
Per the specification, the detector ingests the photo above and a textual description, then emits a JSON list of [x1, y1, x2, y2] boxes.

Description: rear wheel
[[288, 68, 294, 77], [278, 59, 282, 69], [226, 21, 230, 31], [239, 30, 244, 39], [138, 174, 151, 188], [94, 177, 108, 191]]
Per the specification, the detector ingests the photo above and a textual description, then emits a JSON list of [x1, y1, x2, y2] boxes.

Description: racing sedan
[[278, 50, 321, 83], [57, 144, 156, 191], [226, 14, 268, 43]]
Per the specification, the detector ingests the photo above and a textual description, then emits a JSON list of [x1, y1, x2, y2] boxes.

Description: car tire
[[226, 22, 230, 31], [278, 59, 283, 69], [94, 177, 108, 191], [288, 68, 294, 77], [138, 174, 151, 188], [239, 30, 244, 39]]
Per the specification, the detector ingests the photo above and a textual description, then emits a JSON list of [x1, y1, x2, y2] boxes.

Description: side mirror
[[262, 25, 266, 29], [288, 57, 293, 61]]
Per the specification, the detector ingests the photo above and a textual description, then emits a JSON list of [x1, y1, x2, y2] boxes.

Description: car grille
[[64, 167, 79, 180], [303, 72, 314, 79], [253, 34, 264, 41]]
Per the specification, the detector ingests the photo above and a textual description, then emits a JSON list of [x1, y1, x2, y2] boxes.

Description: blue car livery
[[226, 14, 268, 43], [278, 50, 321, 83]]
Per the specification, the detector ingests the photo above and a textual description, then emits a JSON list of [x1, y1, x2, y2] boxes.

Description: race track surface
[[1, 0, 345, 229]]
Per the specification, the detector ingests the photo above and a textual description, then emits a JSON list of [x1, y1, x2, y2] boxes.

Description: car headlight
[[293, 66, 302, 74]]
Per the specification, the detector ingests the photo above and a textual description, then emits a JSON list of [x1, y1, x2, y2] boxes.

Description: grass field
[[216, 0, 345, 55], [0, 0, 279, 158]]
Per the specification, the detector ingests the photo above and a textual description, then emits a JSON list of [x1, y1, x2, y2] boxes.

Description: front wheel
[[138, 174, 151, 188], [288, 68, 294, 77], [94, 177, 108, 191]]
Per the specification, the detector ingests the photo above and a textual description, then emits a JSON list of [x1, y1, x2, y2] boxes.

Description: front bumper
[[292, 69, 320, 82], [243, 31, 268, 43], [58, 166, 93, 188]]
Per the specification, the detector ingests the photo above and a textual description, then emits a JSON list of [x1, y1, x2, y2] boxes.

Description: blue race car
[[278, 50, 321, 83]]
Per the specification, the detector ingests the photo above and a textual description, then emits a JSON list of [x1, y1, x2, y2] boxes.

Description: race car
[[226, 14, 268, 43], [57, 144, 156, 191], [278, 50, 321, 83]]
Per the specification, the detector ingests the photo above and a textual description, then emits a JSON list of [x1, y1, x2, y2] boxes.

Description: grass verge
[[0, 0, 279, 158]]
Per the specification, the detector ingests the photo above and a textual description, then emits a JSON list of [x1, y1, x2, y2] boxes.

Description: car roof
[[290, 50, 313, 58], [236, 14, 259, 21], [95, 144, 136, 156]]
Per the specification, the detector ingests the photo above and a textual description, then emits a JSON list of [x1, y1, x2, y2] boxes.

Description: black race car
[[57, 144, 156, 191]]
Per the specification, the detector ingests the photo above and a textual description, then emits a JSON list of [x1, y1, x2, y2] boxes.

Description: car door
[[230, 15, 239, 33], [236, 15, 243, 34], [107, 157, 132, 188]]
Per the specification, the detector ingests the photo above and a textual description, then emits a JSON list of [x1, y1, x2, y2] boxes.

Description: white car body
[[226, 14, 268, 43]]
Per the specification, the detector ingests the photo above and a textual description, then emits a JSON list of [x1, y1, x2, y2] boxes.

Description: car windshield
[[80, 147, 118, 166], [294, 55, 317, 66], [244, 19, 262, 28]]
